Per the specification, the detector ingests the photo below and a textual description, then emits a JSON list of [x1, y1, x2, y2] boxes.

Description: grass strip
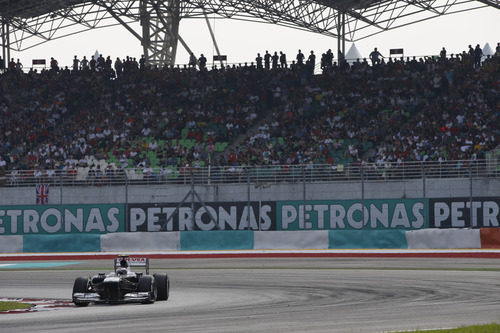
[[392, 323, 500, 332], [0, 301, 32, 312]]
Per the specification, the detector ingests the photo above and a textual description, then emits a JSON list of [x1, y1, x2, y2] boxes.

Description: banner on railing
[[35, 184, 49, 205], [429, 197, 500, 228], [0, 204, 125, 235], [277, 199, 428, 230], [128, 202, 277, 231]]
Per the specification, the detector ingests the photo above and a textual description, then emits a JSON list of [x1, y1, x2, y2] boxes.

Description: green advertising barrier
[[277, 199, 428, 231], [180, 230, 254, 251], [0, 204, 125, 235], [23, 234, 101, 252], [329, 230, 408, 249]]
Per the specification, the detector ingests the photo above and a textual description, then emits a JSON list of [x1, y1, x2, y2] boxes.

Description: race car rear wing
[[114, 256, 150, 274]]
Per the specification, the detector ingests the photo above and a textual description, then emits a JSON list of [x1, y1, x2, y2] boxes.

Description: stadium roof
[[0, 0, 499, 63]]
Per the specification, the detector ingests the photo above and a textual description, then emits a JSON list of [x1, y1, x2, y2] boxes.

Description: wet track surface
[[1, 257, 500, 332]]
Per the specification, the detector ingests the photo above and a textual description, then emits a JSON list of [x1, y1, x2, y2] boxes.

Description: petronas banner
[[0, 204, 125, 235], [276, 199, 428, 230]]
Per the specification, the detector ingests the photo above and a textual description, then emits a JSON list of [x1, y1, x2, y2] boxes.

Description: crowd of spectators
[[232, 46, 500, 171], [0, 44, 499, 183]]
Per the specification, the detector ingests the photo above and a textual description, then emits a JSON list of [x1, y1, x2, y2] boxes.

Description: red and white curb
[[0, 298, 74, 314]]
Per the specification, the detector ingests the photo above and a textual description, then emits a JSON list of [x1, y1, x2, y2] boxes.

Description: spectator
[[474, 44, 483, 68], [271, 52, 279, 69], [264, 51, 271, 70], [440, 47, 447, 61], [8, 58, 15, 71], [81, 56, 89, 70], [139, 55, 146, 70], [296, 49, 305, 65], [89, 55, 96, 71], [50, 57, 59, 71], [279, 51, 287, 68], [97, 54, 105, 71], [72, 56, 80, 72], [188, 52, 197, 68], [198, 54, 207, 70], [255, 53, 263, 69], [369, 47, 383, 65], [115, 57, 123, 77], [15, 59, 22, 72]]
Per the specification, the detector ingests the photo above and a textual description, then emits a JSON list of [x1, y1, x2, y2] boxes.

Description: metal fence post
[[469, 165, 473, 225], [361, 165, 365, 227], [191, 170, 195, 229], [125, 171, 129, 231], [247, 168, 251, 230], [59, 171, 64, 227], [302, 166, 306, 223]]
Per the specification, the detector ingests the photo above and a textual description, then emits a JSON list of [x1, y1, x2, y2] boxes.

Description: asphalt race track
[[1, 257, 500, 333]]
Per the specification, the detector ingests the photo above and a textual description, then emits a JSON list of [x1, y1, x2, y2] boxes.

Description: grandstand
[[0, 49, 498, 187], [0, 1, 499, 187]]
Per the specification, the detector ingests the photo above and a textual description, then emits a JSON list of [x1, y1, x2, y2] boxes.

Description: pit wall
[[2, 229, 500, 253]]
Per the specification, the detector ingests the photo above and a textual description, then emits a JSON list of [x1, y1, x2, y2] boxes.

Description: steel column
[[140, 0, 181, 67]]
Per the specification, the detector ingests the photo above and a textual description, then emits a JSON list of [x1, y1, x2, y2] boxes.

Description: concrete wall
[[4, 229, 499, 253], [1, 178, 499, 205]]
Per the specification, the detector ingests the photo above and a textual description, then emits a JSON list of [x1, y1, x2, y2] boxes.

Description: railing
[[0, 159, 498, 187]]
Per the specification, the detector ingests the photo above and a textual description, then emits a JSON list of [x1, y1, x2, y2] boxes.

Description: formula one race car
[[72, 255, 169, 306]]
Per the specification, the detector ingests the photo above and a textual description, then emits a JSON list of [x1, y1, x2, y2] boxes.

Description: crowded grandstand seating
[[0, 48, 498, 185]]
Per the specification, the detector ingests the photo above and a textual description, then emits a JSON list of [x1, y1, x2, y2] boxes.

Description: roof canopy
[[0, 0, 498, 56]]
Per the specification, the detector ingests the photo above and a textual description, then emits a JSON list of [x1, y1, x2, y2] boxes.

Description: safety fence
[[1, 159, 498, 188]]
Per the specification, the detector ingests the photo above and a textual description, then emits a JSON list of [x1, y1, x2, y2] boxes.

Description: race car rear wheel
[[72, 277, 90, 307], [138, 275, 156, 304], [154, 274, 169, 301]]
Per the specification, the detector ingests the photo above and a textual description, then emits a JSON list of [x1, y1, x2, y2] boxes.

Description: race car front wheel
[[138, 275, 157, 304], [154, 273, 169, 301], [72, 277, 90, 307]]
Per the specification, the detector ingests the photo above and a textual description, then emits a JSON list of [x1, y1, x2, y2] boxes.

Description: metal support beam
[[203, 11, 223, 67], [1, 18, 10, 70], [98, 0, 143, 41], [140, 0, 184, 67], [336, 10, 345, 62], [475, 0, 500, 10]]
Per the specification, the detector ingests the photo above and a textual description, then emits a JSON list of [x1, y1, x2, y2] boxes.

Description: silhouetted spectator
[[188, 52, 197, 68], [271, 52, 279, 69], [474, 44, 483, 68], [114, 57, 123, 77], [198, 54, 207, 70], [279, 52, 287, 68], [256, 53, 263, 69], [440, 47, 447, 61], [81, 56, 89, 70], [72, 56, 80, 72], [369, 48, 383, 65], [264, 51, 271, 70], [296, 49, 305, 65], [50, 57, 59, 71], [139, 55, 146, 70], [89, 56, 96, 71]]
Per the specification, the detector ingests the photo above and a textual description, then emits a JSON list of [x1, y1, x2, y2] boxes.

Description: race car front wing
[[72, 292, 151, 303]]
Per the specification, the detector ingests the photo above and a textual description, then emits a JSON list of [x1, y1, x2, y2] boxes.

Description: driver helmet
[[120, 258, 129, 268], [117, 267, 128, 275]]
